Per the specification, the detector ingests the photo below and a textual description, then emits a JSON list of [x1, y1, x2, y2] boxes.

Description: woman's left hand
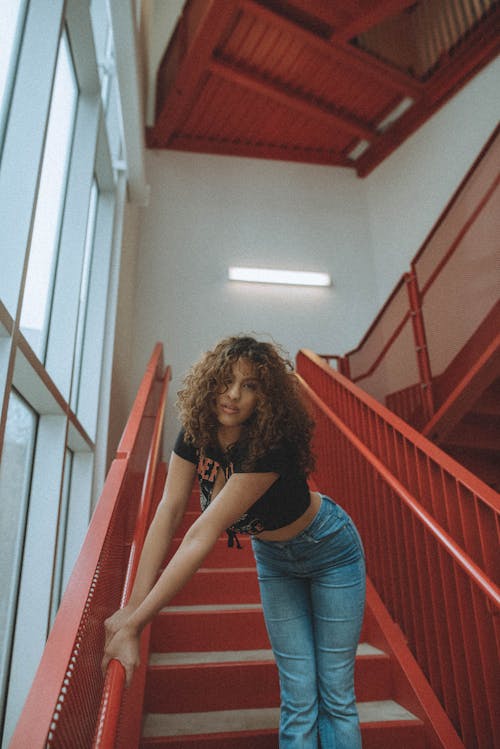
[[101, 625, 140, 687]]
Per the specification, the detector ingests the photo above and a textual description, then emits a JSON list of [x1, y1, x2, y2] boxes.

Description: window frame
[[0, 1, 126, 743]]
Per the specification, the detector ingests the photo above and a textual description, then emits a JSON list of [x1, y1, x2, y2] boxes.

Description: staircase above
[[147, 0, 500, 175], [321, 125, 500, 494], [422, 302, 500, 490]]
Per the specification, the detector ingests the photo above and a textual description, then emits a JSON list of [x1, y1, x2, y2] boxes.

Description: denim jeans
[[251, 496, 366, 749]]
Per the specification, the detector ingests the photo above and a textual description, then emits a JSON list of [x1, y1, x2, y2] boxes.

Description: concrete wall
[[364, 56, 500, 305], [129, 153, 375, 450]]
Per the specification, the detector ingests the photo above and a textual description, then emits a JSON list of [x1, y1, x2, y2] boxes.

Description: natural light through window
[[0, 0, 26, 134], [20, 32, 78, 356]]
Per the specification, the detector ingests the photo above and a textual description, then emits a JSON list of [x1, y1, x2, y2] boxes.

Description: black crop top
[[173, 429, 311, 539]]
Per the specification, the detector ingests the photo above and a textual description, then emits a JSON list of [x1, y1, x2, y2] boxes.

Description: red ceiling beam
[[423, 11, 500, 105], [209, 57, 377, 142], [333, 0, 420, 42], [161, 132, 353, 168], [151, 0, 238, 147], [240, 0, 423, 98], [356, 18, 500, 177]]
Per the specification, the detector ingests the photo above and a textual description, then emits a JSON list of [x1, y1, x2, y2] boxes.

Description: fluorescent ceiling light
[[228, 267, 331, 287], [347, 139, 370, 161], [377, 96, 414, 133]]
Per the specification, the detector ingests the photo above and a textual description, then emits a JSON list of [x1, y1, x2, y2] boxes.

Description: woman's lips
[[220, 403, 239, 414]]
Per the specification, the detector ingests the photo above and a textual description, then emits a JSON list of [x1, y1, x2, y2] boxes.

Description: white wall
[[364, 56, 500, 305], [110, 56, 500, 457], [130, 153, 375, 451], [107, 199, 142, 461]]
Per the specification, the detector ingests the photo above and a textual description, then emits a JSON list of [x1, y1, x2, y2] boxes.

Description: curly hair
[[176, 335, 315, 474]]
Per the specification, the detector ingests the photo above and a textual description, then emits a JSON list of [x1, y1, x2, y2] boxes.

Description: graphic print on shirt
[[197, 455, 231, 511], [196, 454, 266, 534]]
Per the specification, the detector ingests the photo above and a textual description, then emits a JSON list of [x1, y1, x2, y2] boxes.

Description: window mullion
[[0, 0, 65, 319], [44, 94, 100, 400], [76, 190, 116, 440]]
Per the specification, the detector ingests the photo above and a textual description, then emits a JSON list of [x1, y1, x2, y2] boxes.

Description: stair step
[[149, 642, 384, 666], [141, 702, 426, 749], [443, 444, 500, 489], [144, 646, 392, 712], [473, 379, 500, 417], [445, 414, 500, 451], [168, 568, 260, 606], [151, 603, 371, 652], [167, 537, 255, 567]]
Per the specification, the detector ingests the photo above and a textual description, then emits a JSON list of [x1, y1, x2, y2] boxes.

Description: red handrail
[[326, 124, 500, 423], [297, 349, 499, 748], [10, 345, 170, 749], [299, 375, 499, 607], [116, 342, 165, 459], [93, 365, 171, 748]]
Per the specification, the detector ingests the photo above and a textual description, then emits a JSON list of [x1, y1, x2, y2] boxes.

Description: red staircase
[[139, 490, 458, 749], [9, 343, 497, 749], [325, 125, 500, 493], [422, 301, 500, 491]]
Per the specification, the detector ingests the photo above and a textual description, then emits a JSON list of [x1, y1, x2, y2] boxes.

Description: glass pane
[[20, 32, 78, 357], [0, 0, 27, 143], [49, 449, 73, 627], [0, 391, 37, 707], [71, 179, 98, 415]]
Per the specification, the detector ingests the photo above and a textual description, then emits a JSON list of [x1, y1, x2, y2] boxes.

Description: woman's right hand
[[104, 604, 137, 647], [101, 623, 141, 687]]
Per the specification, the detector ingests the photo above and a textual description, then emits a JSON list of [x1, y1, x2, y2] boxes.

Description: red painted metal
[[116, 342, 165, 458], [152, 0, 238, 145], [296, 348, 499, 748], [209, 56, 377, 141], [339, 125, 500, 424], [150, 0, 498, 173], [10, 345, 171, 749], [144, 654, 392, 714], [405, 271, 434, 421], [94, 365, 171, 748], [150, 607, 271, 653], [168, 567, 261, 606]]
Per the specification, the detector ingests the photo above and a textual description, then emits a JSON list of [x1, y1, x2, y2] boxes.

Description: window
[[71, 179, 98, 415], [49, 449, 73, 627], [0, 1, 126, 741], [0, 0, 27, 147], [0, 392, 37, 716], [19, 32, 78, 358]]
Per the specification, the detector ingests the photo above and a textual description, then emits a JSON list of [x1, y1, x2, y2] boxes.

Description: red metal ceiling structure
[[147, 0, 499, 176]]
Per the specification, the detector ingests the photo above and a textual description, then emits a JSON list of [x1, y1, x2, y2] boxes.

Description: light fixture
[[376, 96, 414, 133], [228, 267, 332, 287]]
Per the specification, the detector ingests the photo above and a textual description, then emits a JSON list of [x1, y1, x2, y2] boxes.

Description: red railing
[[297, 349, 499, 749], [331, 124, 500, 425], [10, 344, 170, 749]]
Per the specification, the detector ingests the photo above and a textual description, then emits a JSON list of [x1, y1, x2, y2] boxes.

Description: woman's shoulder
[[173, 428, 198, 463]]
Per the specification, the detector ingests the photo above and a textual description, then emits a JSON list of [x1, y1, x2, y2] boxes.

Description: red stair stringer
[[363, 579, 464, 749]]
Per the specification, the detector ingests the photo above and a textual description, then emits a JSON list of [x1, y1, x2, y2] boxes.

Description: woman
[[102, 335, 366, 748]]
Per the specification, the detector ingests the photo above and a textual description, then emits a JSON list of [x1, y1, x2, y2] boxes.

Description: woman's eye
[[244, 382, 257, 390]]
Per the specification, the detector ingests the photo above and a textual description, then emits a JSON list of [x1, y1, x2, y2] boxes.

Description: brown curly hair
[[176, 335, 315, 474]]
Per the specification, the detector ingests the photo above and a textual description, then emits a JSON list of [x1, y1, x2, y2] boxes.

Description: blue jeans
[[251, 496, 366, 749]]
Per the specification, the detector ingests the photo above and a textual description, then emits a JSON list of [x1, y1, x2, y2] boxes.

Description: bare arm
[[127, 453, 197, 607], [103, 452, 196, 642], [102, 470, 278, 684]]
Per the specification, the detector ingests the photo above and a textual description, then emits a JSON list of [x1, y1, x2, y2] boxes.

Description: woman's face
[[215, 358, 260, 431]]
